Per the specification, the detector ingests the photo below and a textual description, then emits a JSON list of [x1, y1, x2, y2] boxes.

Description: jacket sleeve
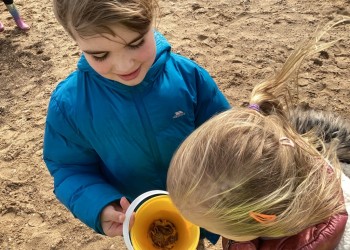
[[194, 66, 231, 127], [43, 96, 122, 234]]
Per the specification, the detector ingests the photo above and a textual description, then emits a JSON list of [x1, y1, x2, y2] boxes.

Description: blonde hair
[[52, 0, 159, 38], [167, 17, 349, 238]]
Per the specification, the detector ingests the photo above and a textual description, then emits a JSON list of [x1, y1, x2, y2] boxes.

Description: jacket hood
[[76, 30, 171, 90]]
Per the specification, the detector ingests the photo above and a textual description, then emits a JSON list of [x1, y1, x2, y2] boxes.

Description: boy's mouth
[[118, 66, 142, 81]]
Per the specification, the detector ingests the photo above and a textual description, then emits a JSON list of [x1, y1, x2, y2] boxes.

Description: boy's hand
[[101, 197, 135, 237]]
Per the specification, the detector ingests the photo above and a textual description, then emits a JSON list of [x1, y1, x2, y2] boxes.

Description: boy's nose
[[113, 56, 135, 73]]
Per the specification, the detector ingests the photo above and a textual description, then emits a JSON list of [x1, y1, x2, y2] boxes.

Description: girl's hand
[[101, 197, 135, 237]]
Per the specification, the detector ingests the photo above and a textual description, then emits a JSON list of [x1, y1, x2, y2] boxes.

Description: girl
[[0, 0, 30, 31], [167, 17, 350, 250], [43, 0, 230, 245]]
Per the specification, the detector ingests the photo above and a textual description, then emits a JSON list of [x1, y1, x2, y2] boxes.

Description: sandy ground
[[0, 0, 349, 249]]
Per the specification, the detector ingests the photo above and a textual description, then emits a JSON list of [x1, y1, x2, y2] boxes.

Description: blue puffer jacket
[[43, 31, 230, 234]]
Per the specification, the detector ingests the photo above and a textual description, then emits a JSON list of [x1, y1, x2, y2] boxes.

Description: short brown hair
[[53, 0, 159, 38]]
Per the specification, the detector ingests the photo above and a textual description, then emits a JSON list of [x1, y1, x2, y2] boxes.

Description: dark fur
[[290, 105, 350, 177]]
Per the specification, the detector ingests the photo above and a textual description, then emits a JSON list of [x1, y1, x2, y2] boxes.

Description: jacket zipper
[[132, 91, 163, 172]]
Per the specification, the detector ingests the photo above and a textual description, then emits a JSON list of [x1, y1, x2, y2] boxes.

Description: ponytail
[[249, 17, 349, 117]]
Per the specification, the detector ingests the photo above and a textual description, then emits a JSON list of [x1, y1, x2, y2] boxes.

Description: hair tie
[[248, 104, 260, 112], [249, 211, 276, 224], [279, 137, 295, 147]]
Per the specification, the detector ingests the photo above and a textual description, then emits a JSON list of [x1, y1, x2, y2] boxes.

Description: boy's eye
[[128, 39, 145, 50], [92, 52, 108, 62]]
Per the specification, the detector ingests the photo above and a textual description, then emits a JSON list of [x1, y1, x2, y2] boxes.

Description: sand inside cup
[[148, 218, 178, 250]]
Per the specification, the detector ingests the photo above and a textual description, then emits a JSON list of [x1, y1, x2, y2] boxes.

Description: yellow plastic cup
[[123, 190, 200, 250]]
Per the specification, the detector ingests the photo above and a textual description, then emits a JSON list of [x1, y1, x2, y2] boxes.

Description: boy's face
[[75, 25, 156, 86]]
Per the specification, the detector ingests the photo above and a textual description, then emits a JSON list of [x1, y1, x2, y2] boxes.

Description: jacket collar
[[223, 212, 348, 250]]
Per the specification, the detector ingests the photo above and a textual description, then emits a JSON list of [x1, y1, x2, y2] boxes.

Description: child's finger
[[128, 212, 135, 228], [117, 212, 125, 224], [119, 197, 131, 212], [119, 197, 135, 228]]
